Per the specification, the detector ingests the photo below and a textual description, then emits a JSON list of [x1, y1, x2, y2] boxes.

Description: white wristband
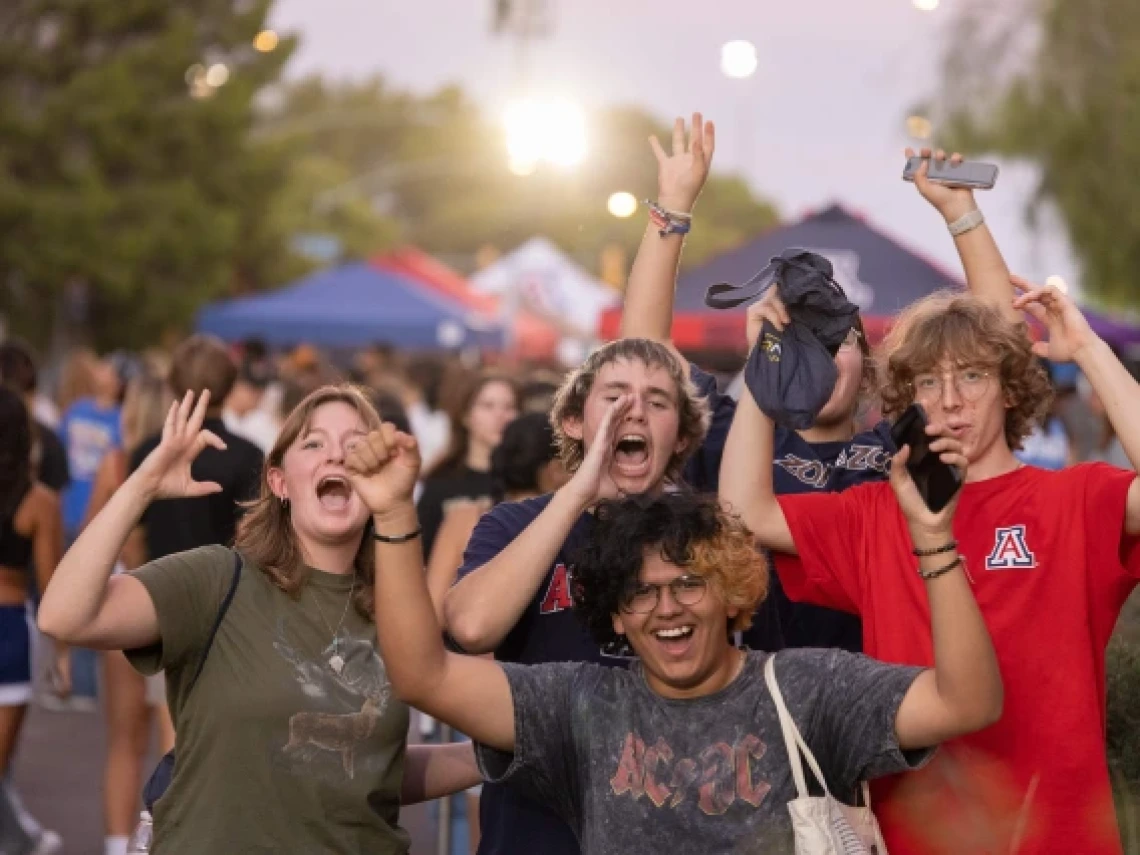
[[947, 208, 985, 237]]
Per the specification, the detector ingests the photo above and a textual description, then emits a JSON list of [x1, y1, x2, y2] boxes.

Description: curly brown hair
[[549, 339, 710, 483], [571, 492, 768, 644], [235, 384, 382, 619], [879, 291, 1052, 450]]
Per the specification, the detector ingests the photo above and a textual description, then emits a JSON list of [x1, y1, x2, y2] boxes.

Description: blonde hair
[[235, 384, 382, 618], [549, 339, 710, 482], [879, 291, 1052, 450], [121, 373, 172, 453]]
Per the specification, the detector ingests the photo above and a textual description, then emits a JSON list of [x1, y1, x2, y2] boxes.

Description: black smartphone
[[902, 156, 999, 190], [889, 403, 963, 513]]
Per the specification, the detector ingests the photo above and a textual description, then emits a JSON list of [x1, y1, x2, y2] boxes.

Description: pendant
[[329, 654, 345, 675]]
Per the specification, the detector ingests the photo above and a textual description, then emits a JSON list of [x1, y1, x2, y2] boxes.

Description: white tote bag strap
[[764, 654, 833, 799]]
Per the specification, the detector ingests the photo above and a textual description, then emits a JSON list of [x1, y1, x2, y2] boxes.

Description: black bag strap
[[186, 549, 242, 695]]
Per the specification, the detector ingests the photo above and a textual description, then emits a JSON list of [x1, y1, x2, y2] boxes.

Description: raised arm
[[892, 433, 1003, 749], [347, 423, 516, 752], [621, 113, 715, 343], [443, 396, 632, 652], [718, 297, 796, 552], [907, 147, 1019, 324], [38, 391, 226, 650], [1013, 276, 1140, 534]]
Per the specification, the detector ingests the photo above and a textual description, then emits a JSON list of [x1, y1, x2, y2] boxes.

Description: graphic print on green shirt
[[128, 544, 411, 855]]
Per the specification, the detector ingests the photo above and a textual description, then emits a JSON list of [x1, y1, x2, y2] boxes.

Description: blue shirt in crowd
[[58, 397, 122, 537]]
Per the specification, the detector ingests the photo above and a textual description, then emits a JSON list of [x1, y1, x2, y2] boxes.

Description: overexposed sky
[[271, 0, 1079, 293]]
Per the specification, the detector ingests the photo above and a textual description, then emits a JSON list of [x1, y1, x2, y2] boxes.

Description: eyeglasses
[[622, 574, 708, 614], [910, 368, 994, 404], [837, 328, 863, 351]]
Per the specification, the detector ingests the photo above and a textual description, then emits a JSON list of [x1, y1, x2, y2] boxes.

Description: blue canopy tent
[[196, 262, 504, 350]]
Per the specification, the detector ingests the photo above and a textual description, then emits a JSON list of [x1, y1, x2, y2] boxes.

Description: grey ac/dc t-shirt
[[476, 649, 931, 855]]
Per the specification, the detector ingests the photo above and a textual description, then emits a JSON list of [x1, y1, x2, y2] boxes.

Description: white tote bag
[[764, 655, 889, 855]]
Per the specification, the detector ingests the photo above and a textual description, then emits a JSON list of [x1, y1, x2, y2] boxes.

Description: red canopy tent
[[372, 247, 560, 360]]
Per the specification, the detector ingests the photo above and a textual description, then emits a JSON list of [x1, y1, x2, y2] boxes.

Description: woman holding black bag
[[38, 385, 480, 854]]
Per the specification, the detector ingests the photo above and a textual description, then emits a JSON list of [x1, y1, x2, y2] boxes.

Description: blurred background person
[[81, 370, 174, 855], [416, 373, 519, 562], [129, 335, 264, 562], [402, 356, 450, 471], [0, 341, 70, 495], [53, 351, 126, 713], [0, 387, 65, 855], [222, 359, 280, 455]]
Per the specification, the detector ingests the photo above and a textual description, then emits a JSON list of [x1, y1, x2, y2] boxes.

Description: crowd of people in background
[[0, 112, 1134, 855]]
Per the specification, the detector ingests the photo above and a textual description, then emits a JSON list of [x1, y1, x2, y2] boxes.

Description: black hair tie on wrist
[[373, 527, 422, 544]]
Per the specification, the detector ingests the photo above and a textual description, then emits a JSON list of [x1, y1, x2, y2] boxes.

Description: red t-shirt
[[775, 463, 1139, 855]]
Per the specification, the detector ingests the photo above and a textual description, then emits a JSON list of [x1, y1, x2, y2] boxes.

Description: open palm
[[650, 113, 715, 212], [136, 391, 226, 500], [345, 424, 422, 515]]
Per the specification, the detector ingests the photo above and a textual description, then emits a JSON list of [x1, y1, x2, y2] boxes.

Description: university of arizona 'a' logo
[[987, 525, 1037, 570]]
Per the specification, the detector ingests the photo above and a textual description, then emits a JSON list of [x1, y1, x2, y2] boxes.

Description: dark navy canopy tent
[[601, 203, 1140, 352], [196, 262, 504, 350], [601, 203, 957, 349]]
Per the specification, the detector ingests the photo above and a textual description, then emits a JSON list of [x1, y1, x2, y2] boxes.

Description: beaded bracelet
[[912, 540, 958, 557], [645, 200, 692, 237], [919, 555, 963, 581]]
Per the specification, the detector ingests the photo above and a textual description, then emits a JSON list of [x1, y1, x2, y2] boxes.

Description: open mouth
[[316, 475, 353, 512], [614, 434, 650, 476], [651, 624, 695, 657]]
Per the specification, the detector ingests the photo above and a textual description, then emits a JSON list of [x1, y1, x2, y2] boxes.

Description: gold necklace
[[311, 575, 356, 675]]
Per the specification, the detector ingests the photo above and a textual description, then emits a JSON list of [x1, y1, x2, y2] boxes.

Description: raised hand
[[344, 422, 422, 516], [745, 286, 791, 350], [564, 394, 633, 507], [649, 113, 716, 213], [889, 427, 967, 536], [906, 146, 977, 222], [1011, 275, 1099, 363], [135, 390, 227, 500]]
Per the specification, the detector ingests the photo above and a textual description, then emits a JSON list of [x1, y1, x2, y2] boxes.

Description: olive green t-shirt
[[127, 544, 411, 855]]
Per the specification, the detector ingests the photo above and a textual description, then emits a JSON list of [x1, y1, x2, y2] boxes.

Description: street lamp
[[253, 29, 279, 52], [720, 40, 758, 79], [913, 0, 939, 10], [504, 98, 587, 173], [607, 192, 638, 218], [906, 115, 933, 140]]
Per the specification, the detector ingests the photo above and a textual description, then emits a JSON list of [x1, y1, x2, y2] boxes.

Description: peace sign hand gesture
[[650, 113, 716, 213], [135, 390, 227, 500]]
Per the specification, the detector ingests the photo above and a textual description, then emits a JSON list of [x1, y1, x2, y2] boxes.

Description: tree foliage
[[0, 0, 306, 349], [931, 0, 1140, 310], [258, 75, 779, 278]]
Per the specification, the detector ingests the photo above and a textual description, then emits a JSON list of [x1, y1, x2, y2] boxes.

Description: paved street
[[12, 701, 439, 855]]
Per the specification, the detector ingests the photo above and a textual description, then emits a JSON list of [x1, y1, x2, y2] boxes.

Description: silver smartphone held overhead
[[902, 156, 999, 190]]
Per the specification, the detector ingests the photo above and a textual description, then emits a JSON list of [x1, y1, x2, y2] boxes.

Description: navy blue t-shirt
[[741, 421, 895, 654], [456, 364, 733, 855]]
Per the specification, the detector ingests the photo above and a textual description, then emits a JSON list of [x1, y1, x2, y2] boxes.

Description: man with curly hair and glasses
[[721, 277, 1140, 854], [360, 415, 1001, 855]]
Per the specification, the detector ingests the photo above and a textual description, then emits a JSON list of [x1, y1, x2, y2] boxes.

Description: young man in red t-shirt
[[721, 281, 1140, 855]]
